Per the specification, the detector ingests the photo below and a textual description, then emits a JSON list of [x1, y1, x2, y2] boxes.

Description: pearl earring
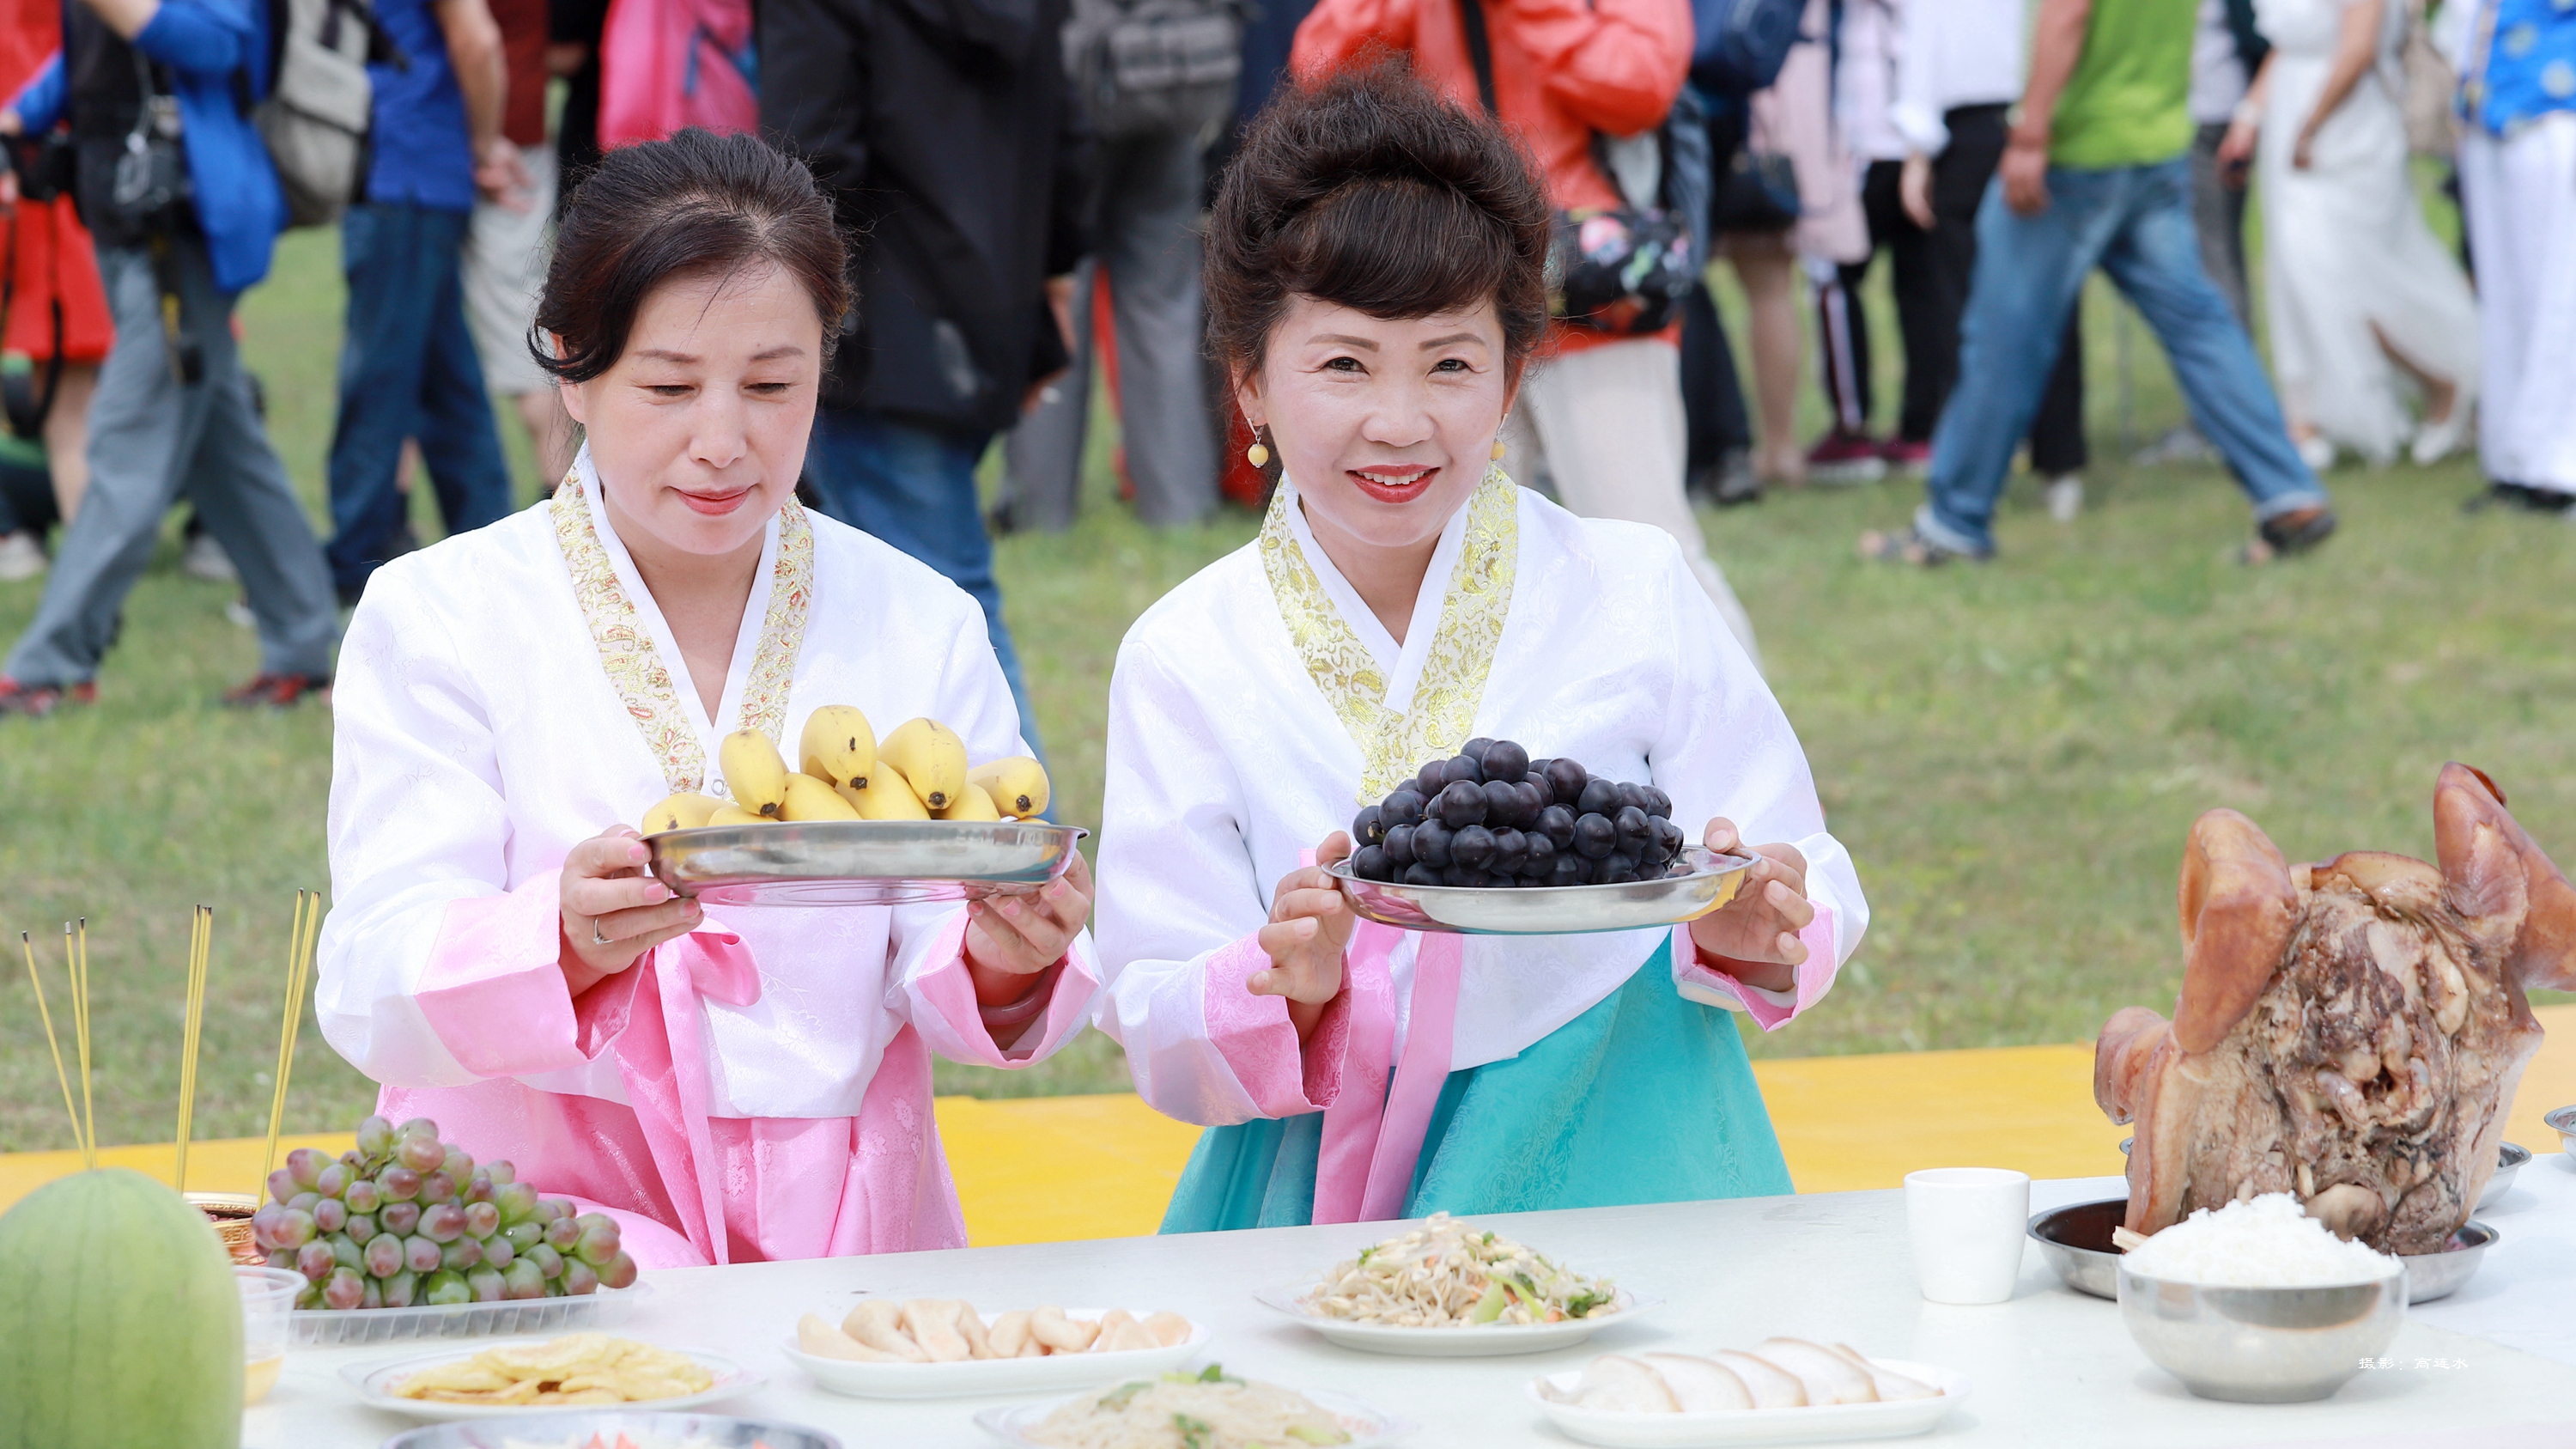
[[1246, 424, 1270, 469], [1491, 418, 1510, 461]]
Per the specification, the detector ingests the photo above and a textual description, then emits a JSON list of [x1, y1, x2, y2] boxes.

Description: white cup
[[1905, 1166, 2032, 1306]]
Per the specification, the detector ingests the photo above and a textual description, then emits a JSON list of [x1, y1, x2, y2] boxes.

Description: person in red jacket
[[1291, 0, 1759, 665]]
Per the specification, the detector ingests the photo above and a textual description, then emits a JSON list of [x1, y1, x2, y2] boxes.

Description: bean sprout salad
[[1300, 1214, 1619, 1327]]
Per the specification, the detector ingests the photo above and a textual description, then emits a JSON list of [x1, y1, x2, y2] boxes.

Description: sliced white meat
[[1639, 1353, 1753, 1411], [1754, 1337, 1878, 1404], [1827, 1343, 1943, 1401], [1568, 1355, 1680, 1412], [1710, 1350, 1807, 1408]]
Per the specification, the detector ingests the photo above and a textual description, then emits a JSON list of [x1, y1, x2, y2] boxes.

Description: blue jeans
[[325, 202, 513, 600], [803, 408, 1044, 758], [1918, 158, 2327, 556]]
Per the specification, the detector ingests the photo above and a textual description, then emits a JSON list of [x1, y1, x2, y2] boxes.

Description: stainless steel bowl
[[648, 819, 1084, 907], [2117, 1263, 2406, 1403], [2404, 1221, 2499, 1304], [2479, 1142, 2530, 1209], [1328, 846, 1753, 935], [2547, 1105, 2576, 1166], [2029, 1196, 2126, 1300], [383, 1412, 841, 1449]]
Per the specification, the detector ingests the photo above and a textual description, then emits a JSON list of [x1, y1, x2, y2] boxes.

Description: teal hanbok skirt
[[1159, 940, 1794, 1233]]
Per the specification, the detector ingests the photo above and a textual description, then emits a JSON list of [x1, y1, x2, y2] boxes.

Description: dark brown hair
[[1205, 55, 1553, 387], [531, 128, 850, 384]]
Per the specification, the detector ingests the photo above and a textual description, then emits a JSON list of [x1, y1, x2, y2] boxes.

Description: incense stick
[[68, 921, 94, 1171], [258, 891, 320, 1190], [21, 932, 82, 1158], [175, 905, 212, 1191]]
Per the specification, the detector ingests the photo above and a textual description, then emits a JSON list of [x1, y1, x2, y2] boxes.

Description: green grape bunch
[[249, 1115, 639, 1311]]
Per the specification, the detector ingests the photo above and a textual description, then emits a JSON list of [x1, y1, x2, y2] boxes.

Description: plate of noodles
[[974, 1366, 1414, 1448], [1255, 1212, 1655, 1357]]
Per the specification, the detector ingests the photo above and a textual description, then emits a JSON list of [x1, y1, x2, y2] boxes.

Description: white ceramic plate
[[975, 1385, 1414, 1447], [1255, 1285, 1659, 1357], [1526, 1360, 1970, 1447], [783, 1309, 1211, 1399], [343, 1345, 762, 1422]]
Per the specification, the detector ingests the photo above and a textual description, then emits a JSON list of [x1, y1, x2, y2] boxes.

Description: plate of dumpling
[[784, 1300, 1208, 1399], [1528, 1338, 1964, 1446]]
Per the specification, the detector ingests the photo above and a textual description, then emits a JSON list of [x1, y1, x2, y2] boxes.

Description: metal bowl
[[383, 1411, 840, 1449], [1328, 846, 1753, 935], [2480, 1142, 2530, 1209], [2117, 1262, 2405, 1403], [2405, 1221, 2499, 1304], [2030, 1196, 2126, 1300], [647, 819, 1084, 907], [2547, 1105, 2576, 1166]]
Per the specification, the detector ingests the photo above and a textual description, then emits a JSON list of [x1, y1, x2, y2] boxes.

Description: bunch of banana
[[636, 707, 1052, 834]]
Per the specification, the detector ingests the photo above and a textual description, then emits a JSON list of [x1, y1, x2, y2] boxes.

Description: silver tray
[[648, 820, 1084, 907], [1328, 845, 1754, 935], [2032, 1197, 2496, 1305], [384, 1410, 839, 1449]]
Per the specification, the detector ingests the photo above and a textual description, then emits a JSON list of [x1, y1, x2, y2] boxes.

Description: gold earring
[[1246, 427, 1270, 469], [1491, 422, 1509, 462]]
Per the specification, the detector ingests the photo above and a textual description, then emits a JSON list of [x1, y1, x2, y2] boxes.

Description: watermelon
[[0, 1167, 243, 1449]]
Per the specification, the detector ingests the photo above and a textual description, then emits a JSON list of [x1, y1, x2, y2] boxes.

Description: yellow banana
[[967, 757, 1049, 819], [878, 718, 967, 812], [720, 728, 792, 816], [640, 792, 726, 835], [935, 781, 1002, 822], [799, 704, 877, 790], [781, 772, 862, 821], [841, 761, 931, 820], [709, 803, 769, 826]]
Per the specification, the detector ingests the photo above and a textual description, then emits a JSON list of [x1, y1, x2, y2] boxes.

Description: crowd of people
[[0, 0, 2571, 720]]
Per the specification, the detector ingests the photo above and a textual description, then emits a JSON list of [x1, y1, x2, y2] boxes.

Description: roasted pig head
[[2095, 764, 2576, 1252]]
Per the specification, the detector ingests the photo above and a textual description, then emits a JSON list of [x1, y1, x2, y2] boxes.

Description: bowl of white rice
[[2116, 1194, 2406, 1403]]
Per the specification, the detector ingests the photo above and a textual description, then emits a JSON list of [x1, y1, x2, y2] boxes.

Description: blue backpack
[[1691, 0, 1803, 97]]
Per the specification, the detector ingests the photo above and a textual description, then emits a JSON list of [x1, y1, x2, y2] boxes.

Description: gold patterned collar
[[1260, 468, 1519, 803], [550, 458, 815, 795]]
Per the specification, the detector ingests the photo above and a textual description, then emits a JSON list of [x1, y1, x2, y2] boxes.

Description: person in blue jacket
[[0, 0, 339, 715]]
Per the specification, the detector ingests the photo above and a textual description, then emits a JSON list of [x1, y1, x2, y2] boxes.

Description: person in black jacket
[[759, 0, 1094, 754]]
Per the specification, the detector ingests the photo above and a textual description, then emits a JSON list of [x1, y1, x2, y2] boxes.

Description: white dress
[[2257, 0, 2479, 460]]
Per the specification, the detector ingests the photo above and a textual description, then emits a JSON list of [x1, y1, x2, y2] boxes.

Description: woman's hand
[[1899, 153, 1935, 230], [2291, 125, 2318, 171], [560, 827, 703, 995], [2001, 128, 2051, 216], [1686, 819, 1814, 994], [963, 850, 1094, 999], [1251, 832, 1357, 1041], [2217, 118, 2258, 180]]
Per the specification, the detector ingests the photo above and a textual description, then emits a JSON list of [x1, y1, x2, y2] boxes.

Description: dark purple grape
[[1352, 844, 1391, 880], [1461, 739, 1495, 764], [1640, 820, 1677, 865], [1490, 827, 1528, 875], [1412, 819, 1453, 868], [1615, 782, 1648, 815], [345, 1212, 376, 1245], [324, 1266, 367, 1311], [1479, 779, 1522, 827], [364, 1233, 404, 1278], [1435, 781, 1487, 829], [1526, 758, 1554, 780], [1441, 865, 1489, 888], [313, 1198, 348, 1234], [1352, 804, 1385, 845], [1615, 805, 1652, 849], [343, 1178, 382, 1215], [1549, 854, 1589, 886], [1401, 862, 1443, 887], [1545, 758, 1589, 807], [1382, 824, 1415, 867], [380, 1199, 422, 1236], [1381, 789, 1425, 829], [1443, 754, 1484, 788], [1589, 855, 1633, 885], [404, 1233, 444, 1274], [1574, 813, 1618, 859], [1577, 777, 1620, 819], [1523, 831, 1556, 876], [419, 1172, 457, 1206], [1482, 740, 1528, 782], [441, 1237, 483, 1272], [1536, 804, 1577, 849], [1656, 816, 1686, 857], [1513, 781, 1548, 825], [381, 1270, 418, 1309], [378, 1166, 421, 1202], [1450, 824, 1497, 871], [1415, 760, 1448, 796], [295, 1240, 335, 1282], [1641, 786, 1673, 819]]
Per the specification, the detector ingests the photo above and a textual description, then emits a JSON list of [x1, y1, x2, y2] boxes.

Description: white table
[[249, 1151, 2576, 1449]]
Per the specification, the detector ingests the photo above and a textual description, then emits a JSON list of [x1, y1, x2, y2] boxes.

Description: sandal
[[1856, 525, 1988, 566]]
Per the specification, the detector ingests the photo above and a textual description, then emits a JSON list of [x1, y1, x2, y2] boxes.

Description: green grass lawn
[[3, 225, 2570, 1154]]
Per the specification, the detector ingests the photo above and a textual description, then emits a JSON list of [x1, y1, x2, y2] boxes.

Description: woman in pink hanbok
[[317, 131, 1098, 1269]]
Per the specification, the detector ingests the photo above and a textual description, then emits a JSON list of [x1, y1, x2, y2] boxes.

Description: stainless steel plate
[[383, 1411, 839, 1449], [1328, 846, 1753, 935], [647, 820, 1085, 907], [2032, 1196, 2495, 1306]]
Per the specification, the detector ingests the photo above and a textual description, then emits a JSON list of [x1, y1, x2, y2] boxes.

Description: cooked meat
[[2096, 764, 2576, 1254]]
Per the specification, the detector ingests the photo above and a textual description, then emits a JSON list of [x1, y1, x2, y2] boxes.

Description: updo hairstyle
[[1205, 56, 1554, 388], [530, 128, 851, 385]]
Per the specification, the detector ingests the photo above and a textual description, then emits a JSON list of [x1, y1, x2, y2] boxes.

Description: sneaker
[[0, 677, 97, 717], [2043, 473, 2084, 523], [2132, 425, 2216, 466], [1857, 525, 1990, 566], [1690, 449, 1763, 508], [2241, 506, 2338, 563], [219, 673, 332, 709], [2409, 408, 2471, 466], [1877, 438, 1931, 477], [0, 532, 44, 582], [180, 533, 239, 583], [225, 598, 257, 630], [1807, 430, 1889, 485]]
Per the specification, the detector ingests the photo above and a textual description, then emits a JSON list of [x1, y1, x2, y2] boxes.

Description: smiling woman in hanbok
[[1092, 64, 1868, 1232], [317, 131, 1098, 1269]]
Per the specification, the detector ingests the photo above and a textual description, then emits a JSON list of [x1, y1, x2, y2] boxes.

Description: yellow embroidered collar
[[550, 469, 815, 794], [1260, 467, 1519, 803]]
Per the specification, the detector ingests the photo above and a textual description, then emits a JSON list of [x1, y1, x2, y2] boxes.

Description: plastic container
[[238, 1266, 303, 1403], [289, 1282, 649, 1346]]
